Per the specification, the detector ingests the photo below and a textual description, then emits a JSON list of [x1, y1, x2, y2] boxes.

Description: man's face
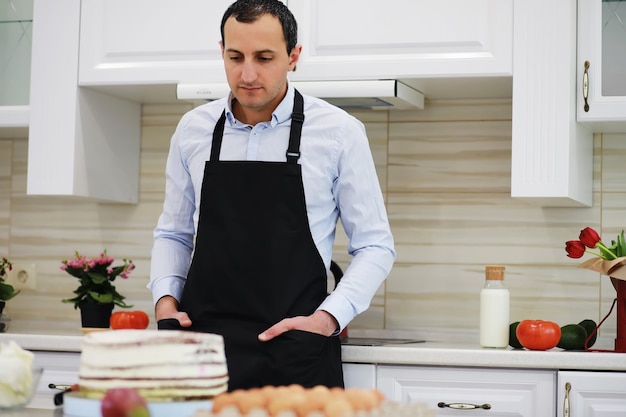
[[221, 14, 300, 119]]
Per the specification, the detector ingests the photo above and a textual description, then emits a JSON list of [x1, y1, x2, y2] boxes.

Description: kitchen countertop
[[0, 408, 62, 417], [342, 341, 626, 371], [1, 329, 625, 416], [2, 329, 626, 372]]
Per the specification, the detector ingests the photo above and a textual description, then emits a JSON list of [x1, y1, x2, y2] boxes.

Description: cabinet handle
[[438, 402, 491, 410], [48, 383, 71, 390], [563, 382, 571, 417], [583, 61, 590, 112]]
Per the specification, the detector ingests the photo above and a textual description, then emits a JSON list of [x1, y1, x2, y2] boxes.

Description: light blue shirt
[[148, 83, 395, 331]]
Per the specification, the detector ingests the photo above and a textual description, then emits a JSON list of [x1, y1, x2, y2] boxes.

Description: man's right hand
[[155, 295, 192, 327]]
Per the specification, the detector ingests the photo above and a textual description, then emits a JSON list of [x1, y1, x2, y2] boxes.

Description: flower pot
[[614, 278, 626, 353], [78, 301, 114, 329], [0, 300, 5, 315]]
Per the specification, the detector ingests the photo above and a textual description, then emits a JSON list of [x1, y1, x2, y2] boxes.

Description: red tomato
[[516, 319, 561, 350], [110, 311, 150, 330]]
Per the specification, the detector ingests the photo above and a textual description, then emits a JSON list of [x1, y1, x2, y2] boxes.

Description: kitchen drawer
[[377, 365, 555, 417], [558, 371, 626, 417], [343, 363, 376, 390], [32, 351, 80, 409]]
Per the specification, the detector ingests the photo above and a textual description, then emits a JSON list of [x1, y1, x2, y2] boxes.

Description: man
[[148, 0, 395, 390]]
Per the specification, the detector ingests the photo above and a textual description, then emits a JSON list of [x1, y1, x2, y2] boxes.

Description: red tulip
[[579, 227, 601, 248], [565, 240, 586, 258]]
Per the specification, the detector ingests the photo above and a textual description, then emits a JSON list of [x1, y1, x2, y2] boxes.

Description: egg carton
[[192, 402, 436, 417]]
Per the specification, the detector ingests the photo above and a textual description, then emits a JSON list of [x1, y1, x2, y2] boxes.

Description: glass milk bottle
[[480, 265, 510, 348]]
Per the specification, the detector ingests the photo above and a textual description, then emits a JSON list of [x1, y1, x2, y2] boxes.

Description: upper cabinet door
[[79, 0, 512, 87], [287, 0, 513, 81], [577, 0, 626, 130], [78, 0, 232, 85]]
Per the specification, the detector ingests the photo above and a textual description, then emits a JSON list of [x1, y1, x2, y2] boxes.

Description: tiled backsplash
[[1, 99, 624, 346]]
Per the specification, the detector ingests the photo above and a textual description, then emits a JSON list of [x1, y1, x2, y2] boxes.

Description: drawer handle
[[438, 401, 492, 410], [48, 383, 71, 390], [583, 60, 590, 112], [563, 382, 571, 417]]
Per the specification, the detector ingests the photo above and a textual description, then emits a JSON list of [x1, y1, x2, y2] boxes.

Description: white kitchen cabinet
[[343, 363, 376, 390], [377, 365, 556, 417], [0, 0, 32, 138], [577, 0, 626, 132], [558, 371, 626, 417], [78, 0, 511, 88], [0, 0, 32, 106], [0, 105, 28, 139], [27, 0, 140, 203], [511, 0, 593, 207], [78, 0, 233, 87], [286, 0, 512, 81], [32, 350, 80, 409]]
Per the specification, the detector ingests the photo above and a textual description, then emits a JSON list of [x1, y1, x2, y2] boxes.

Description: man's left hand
[[258, 310, 339, 342]]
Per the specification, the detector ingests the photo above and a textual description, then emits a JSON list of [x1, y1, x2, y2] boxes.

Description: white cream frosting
[[79, 330, 228, 400], [0, 340, 35, 408]]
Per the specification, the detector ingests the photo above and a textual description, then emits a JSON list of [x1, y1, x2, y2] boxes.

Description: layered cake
[[78, 329, 228, 401]]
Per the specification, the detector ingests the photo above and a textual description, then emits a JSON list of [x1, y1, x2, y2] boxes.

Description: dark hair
[[221, 0, 298, 55]]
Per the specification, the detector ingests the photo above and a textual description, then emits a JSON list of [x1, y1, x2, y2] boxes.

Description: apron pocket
[[266, 330, 343, 388]]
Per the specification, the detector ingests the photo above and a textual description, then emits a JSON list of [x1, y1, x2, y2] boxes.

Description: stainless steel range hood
[[176, 80, 424, 110]]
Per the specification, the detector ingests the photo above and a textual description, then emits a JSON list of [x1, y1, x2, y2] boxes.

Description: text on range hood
[[176, 80, 424, 110]]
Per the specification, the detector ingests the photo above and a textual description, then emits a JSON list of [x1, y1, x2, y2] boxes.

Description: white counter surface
[[342, 341, 626, 372], [2, 330, 625, 372]]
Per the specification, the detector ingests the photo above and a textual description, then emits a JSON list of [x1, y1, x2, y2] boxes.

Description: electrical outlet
[[6, 263, 37, 290]]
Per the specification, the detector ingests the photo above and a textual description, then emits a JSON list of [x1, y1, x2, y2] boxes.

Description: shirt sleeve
[[317, 115, 396, 331], [147, 117, 197, 305]]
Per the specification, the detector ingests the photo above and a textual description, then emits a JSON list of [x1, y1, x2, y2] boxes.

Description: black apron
[[160, 90, 344, 390]]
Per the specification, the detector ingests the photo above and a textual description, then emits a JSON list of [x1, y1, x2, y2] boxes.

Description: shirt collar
[[225, 82, 296, 127]]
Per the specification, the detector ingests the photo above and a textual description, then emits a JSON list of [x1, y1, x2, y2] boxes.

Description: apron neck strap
[[210, 110, 227, 162], [286, 89, 304, 164], [210, 89, 305, 163]]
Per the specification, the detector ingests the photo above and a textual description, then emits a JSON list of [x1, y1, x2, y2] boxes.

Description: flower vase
[[615, 278, 626, 353], [78, 301, 113, 329]]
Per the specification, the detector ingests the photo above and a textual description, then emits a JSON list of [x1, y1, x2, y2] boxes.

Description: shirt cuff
[[147, 276, 186, 306], [317, 292, 355, 335]]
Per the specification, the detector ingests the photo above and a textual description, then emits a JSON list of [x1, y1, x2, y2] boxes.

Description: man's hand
[[155, 295, 192, 327], [258, 310, 339, 342]]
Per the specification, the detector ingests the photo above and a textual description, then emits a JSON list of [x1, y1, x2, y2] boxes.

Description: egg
[[267, 390, 307, 416], [324, 397, 354, 417], [211, 392, 236, 413], [237, 389, 267, 414], [344, 387, 381, 411]]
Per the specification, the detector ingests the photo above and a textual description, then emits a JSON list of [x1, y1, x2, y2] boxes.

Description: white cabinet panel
[[79, 0, 511, 86], [343, 363, 376, 390], [32, 351, 80, 409], [558, 371, 626, 417], [287, 0, 512, 81], [378, 365, 556, 417], [511, 0, 592, 207], [78, 0, 232, 85], [28, 0, 140, 203], [577, 0, 626, 131]]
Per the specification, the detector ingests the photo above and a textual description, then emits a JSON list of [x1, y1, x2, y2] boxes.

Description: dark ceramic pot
[[78, 301, 114, 328]]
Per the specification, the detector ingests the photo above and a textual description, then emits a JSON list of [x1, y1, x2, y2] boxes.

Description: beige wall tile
[[601, 133, 626, 193]]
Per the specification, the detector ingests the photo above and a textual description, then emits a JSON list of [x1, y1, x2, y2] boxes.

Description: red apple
[[101, 388, 150, 417]]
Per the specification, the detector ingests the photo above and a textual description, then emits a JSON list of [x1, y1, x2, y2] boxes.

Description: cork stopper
[[485, 265, 505, 280]]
